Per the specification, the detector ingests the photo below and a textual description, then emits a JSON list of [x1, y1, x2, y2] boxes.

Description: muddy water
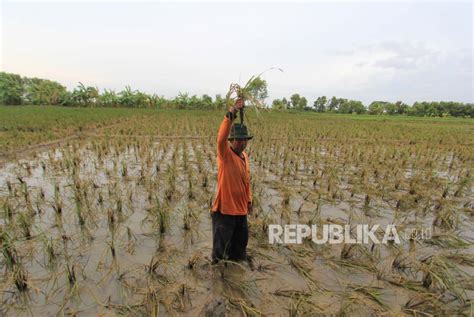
[[0, 137, 472, 316]]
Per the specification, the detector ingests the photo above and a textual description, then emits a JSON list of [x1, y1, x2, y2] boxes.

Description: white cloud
[[1, 2, 472, 104]]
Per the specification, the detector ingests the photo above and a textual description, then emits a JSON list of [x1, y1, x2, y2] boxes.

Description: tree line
[[0, 72, 227, 110], [272, 95, 473, 117], [1, 72, 472, 117]]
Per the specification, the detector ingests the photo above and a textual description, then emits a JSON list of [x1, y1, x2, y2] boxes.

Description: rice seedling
[[1, 231, 18, 270], [187, 178, 195, 200], [13, 265, 28, 292], [419, 254, 467, 300], [275, 289, 325, 315], [445, 253, 474, 266], [352, 285, 389, 311], [424, 232, 471, 249], [6, 180, 13, 195], [125, 226, 137, 254], [165, 164, 177, 201], [66, 264, 77, 288], [181, 206, 197, 231], [337, 284, 390, 315], [2, 199, 14, 221], [403, 292, 453, 315], [433, 204, 459, 230], [74, 199, 85, 226], [169, 283, 193, 312], [146, 255, 160, 275], [20, 182, 33, 214], [18, 212, 32, 239], [44, 236, 57, 266], [109, 239, 116, 260], [289, 257, 319, 290], [228, 298, 262, 317], [201, 172, 208, 189], [148, 197, 169, 235], [121, 161, 128, 177], [187, 252, 203, 270]]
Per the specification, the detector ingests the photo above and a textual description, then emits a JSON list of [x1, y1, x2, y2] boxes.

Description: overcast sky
[[1, 1, 472, 105]]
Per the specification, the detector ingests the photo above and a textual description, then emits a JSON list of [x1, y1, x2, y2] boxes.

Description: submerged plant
[[13, 265, 28, 292], [1, 231, 18, 269]]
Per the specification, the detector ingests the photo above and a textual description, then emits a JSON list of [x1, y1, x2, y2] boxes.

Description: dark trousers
[[211, 211, 248, 262]]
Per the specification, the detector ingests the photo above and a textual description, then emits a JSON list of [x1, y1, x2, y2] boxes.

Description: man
[[211, 98, 253, 263]]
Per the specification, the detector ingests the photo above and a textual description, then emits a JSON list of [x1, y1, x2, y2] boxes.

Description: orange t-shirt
[[211, 116, 252, 215]]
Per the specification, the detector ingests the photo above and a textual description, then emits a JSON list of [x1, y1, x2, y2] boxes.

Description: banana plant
[[0, 72, 24, 105]]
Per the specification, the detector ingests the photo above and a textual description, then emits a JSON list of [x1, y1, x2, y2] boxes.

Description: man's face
[[230, 138, 248, 155]]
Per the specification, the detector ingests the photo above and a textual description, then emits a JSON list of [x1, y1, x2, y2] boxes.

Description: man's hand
[[235, 98, 244, 110], [248, 202, 253, 215], [229, 98, 244, 115]]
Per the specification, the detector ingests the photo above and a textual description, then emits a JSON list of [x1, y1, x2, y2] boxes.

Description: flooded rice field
[[0, 112, 473, 316]]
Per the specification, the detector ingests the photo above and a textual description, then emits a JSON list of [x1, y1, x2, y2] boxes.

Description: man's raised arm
[[216, 99, 243, 158]]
